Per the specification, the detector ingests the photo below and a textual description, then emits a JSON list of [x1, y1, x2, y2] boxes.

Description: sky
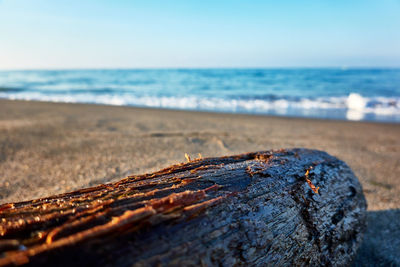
[[0, 0, 399, 69]]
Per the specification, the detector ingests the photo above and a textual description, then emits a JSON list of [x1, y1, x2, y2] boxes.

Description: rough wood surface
[[0, 148, 367, 266]]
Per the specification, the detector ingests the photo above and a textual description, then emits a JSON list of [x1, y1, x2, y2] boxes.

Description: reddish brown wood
[[0, 149, 367, 266]]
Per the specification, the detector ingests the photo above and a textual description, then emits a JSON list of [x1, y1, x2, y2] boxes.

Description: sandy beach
[[1, 99, 399, 264]]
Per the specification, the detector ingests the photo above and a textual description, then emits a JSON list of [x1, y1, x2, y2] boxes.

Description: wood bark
[[0, 148, 367, 266]]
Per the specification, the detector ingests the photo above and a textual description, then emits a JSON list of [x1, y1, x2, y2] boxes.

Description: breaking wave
[[1, 91, 399, 121], [1, 69, 399, 122]]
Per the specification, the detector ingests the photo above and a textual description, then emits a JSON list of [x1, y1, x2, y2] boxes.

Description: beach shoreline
[[1, 99, 399, 208], [1, 99, 399, 264], [2, 68, 400, 123]]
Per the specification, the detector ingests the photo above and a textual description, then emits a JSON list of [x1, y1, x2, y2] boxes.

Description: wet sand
[[1, 99, 399, 264]]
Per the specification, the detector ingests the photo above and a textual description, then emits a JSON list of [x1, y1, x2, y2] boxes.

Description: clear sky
[[0, 0, 399, 69]]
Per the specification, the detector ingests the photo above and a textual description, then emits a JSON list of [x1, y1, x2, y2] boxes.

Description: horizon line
[[1, 66, 400, 71]]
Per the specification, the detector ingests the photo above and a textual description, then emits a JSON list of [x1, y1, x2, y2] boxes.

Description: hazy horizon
[[2, 66, 400, 71]]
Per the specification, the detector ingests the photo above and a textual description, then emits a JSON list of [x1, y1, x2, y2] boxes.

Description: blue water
[[1, 68, 399, 122]]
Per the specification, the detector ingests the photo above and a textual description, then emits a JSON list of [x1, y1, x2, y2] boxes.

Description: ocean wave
[[1, 92, 399, 120], [0, 87, 24, 92]]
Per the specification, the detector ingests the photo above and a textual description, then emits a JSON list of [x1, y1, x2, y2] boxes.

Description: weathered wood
[[0, 148, 367, 266]]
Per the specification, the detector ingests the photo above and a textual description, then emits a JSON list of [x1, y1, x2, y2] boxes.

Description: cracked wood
[[0, 148, 367, 266]]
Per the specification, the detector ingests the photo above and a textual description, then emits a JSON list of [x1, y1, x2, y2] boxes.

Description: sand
[[1, 99, 399, 264]]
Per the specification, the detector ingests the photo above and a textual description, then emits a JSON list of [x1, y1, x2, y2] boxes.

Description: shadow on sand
[[353, 209, 400, 266]]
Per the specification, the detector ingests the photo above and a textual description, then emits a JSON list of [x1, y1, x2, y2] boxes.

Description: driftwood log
[[0, 148, 367, 266]]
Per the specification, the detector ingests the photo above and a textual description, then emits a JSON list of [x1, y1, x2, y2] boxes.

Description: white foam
[[347, 93, 367, 110], [1, 92, 399, 121], [346, 110, 365, 121]]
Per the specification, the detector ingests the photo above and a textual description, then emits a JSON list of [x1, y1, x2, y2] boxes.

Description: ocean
[[0, 68, 399, 122]]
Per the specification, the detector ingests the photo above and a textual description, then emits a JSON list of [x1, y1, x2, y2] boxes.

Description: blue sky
[[0, 0, 399, 69]]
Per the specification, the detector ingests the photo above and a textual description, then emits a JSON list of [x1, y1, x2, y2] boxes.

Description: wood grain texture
[[0, 148, 367, 266]]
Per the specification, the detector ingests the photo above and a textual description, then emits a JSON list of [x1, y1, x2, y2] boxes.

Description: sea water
[[0, 68, 399, 122]]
